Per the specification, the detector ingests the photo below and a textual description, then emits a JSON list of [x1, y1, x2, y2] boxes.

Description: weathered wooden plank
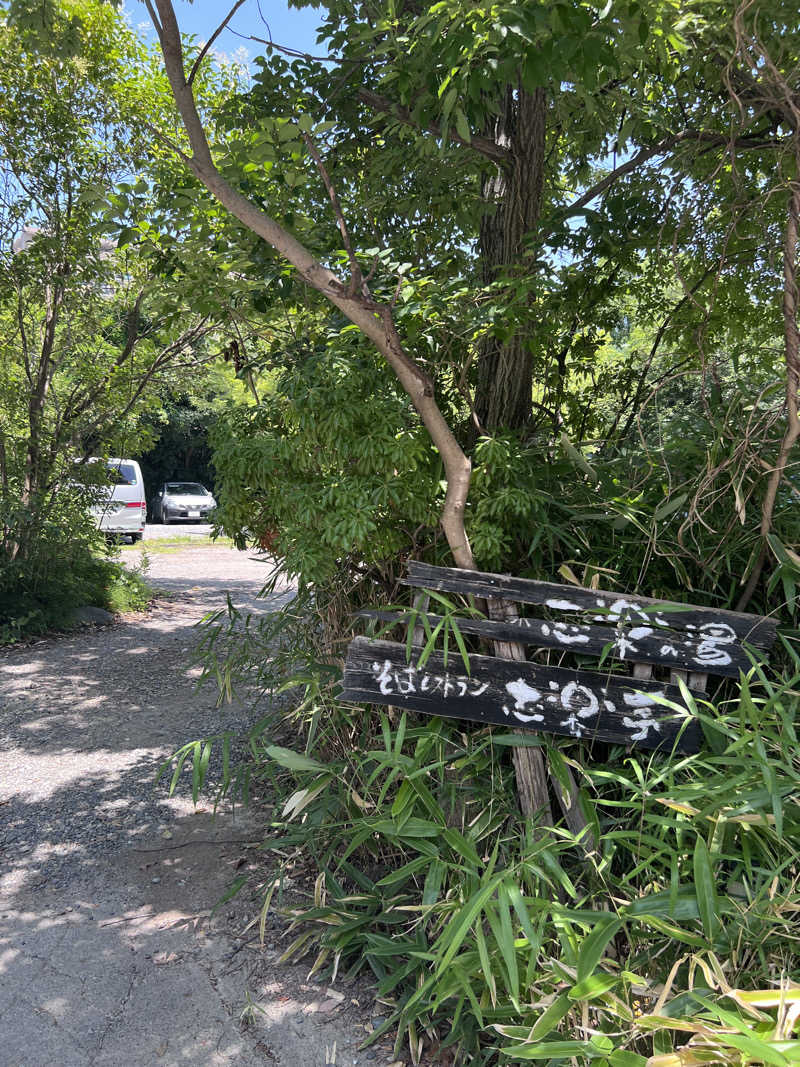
[[359, 609, 756, 680], [402, 563, 777, 649], [688, 671, 708, 692], [342, 638, 700, 754], [485, 596, 554, 825]]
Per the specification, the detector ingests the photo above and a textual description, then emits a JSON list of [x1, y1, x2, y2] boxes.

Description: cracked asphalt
[[0, 546, 376, 1067]]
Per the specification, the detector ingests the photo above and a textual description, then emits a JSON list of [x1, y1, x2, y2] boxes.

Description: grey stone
[[71, 604, 115, 626]]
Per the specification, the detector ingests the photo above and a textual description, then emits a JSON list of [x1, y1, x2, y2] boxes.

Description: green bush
[[104, 553, 153, 614], [213, 367, 800, 621], [198, 361, 800, 1064], [0, 495, 152, 642]]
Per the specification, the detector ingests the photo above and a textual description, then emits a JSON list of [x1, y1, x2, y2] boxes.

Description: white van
[[90, 458, 146, 542]]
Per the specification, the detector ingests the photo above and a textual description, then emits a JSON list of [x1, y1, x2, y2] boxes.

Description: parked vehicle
[[89, 458, 146, 542], [152, 482, 216, 524]]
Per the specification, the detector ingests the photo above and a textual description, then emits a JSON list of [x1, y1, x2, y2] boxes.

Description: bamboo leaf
[[693, 836, 719, 939], [526, 992, 572, 1040], [569, 973, 619, 1000], [504, 881, 539, 948], [265, 744, 328, 772], [576, 917, 623, 981], [474, 922, 497, 1007], [434, 876, 502, 975], [450, 617, 471, 674]]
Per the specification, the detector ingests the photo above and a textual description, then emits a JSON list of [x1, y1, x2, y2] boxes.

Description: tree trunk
[[475, 86, 546, 432], [15, 284, 61, 561]]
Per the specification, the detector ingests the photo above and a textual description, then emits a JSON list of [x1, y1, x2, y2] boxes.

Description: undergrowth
[[0, 497, 153, 641], [161, 578, 800, 1066], [104, 551, 154, 613]]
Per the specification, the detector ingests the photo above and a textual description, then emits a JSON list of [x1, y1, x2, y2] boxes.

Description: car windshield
[[165, 483, 207, 496], [107, 462, 138, 486]]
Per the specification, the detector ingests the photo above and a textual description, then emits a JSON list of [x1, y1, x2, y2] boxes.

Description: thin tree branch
[[143, 0, 162, 41], [16, 289, 32, 386], [150, 0, 474, 567], [234, 31, 341, 65], [737, 178, 800, 610], [300, 131, 364, 296], [561, 127, 787, 221], [612, 264, 720, 444], [187, 0, 248, 87], [143, 119, 193, 166], [73, 321, 216, 452]]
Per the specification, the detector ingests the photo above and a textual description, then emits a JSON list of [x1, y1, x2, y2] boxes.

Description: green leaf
[[417, 618, 444, 668], [450, 617, 471, 675], [609, 1053, 647, 1067], [191, 740, 202, 803], [569, 973, 619, 1000], [474, 922, 497, 1006], [264, 745, 327, 772], [210, 873, 248, 915], [375, 855, 431, 887], [576, 917, 623, 981], [720, 1035, 790, 1066], [504, 881, 539, 947], [422, 859, 446, 906], [453, 107, 471, 142], [440, 86, 458, 131], [434, 875, 502, 975], [166, 747, 190, 796], [693, 836, 719, 939], [441, 826, 481, 867], [654, 492, 688, 521], [494, 886, 520, 999], [526, 992, 572, 1040], [499, 1038, 612, 1060]]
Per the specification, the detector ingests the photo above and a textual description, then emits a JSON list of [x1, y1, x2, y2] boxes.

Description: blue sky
[[123, 1, 325, 65]]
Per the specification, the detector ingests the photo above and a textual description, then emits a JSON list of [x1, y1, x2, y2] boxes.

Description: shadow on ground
[[0, 572, 381, 1067]]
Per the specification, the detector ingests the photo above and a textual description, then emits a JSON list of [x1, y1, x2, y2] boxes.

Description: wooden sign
[[342, 637, 701, 754], [359, 608, 760, 681], [402, 562, 777, 649]]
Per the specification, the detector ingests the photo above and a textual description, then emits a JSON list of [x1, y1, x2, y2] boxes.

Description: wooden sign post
[[342, 636, 701, 753], [341, 564, 777, 822]]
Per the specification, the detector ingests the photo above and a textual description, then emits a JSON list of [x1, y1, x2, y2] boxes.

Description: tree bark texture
[[475, 86, 546, 432]]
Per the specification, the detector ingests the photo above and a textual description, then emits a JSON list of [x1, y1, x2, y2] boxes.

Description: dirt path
[[0, 547, 384, 1067]]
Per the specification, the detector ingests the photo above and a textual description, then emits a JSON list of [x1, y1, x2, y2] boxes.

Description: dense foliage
[[0, 0, 237, 635], [196, 0, 800, 618]]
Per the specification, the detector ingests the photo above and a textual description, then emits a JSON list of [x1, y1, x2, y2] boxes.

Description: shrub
[[0, 495, 152, 642]]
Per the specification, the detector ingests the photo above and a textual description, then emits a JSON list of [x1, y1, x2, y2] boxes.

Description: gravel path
[[0, 546, 384, 1067]]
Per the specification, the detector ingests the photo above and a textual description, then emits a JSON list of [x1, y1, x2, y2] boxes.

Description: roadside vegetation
[[0, 2, 251, 638], [4, 0, 800, 1063]]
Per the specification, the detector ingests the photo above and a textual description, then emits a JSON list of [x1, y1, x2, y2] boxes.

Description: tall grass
[[163, 591, 800, 1065]]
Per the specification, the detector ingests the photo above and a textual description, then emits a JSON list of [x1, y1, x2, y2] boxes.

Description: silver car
[[153, 482, 216, 524]]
